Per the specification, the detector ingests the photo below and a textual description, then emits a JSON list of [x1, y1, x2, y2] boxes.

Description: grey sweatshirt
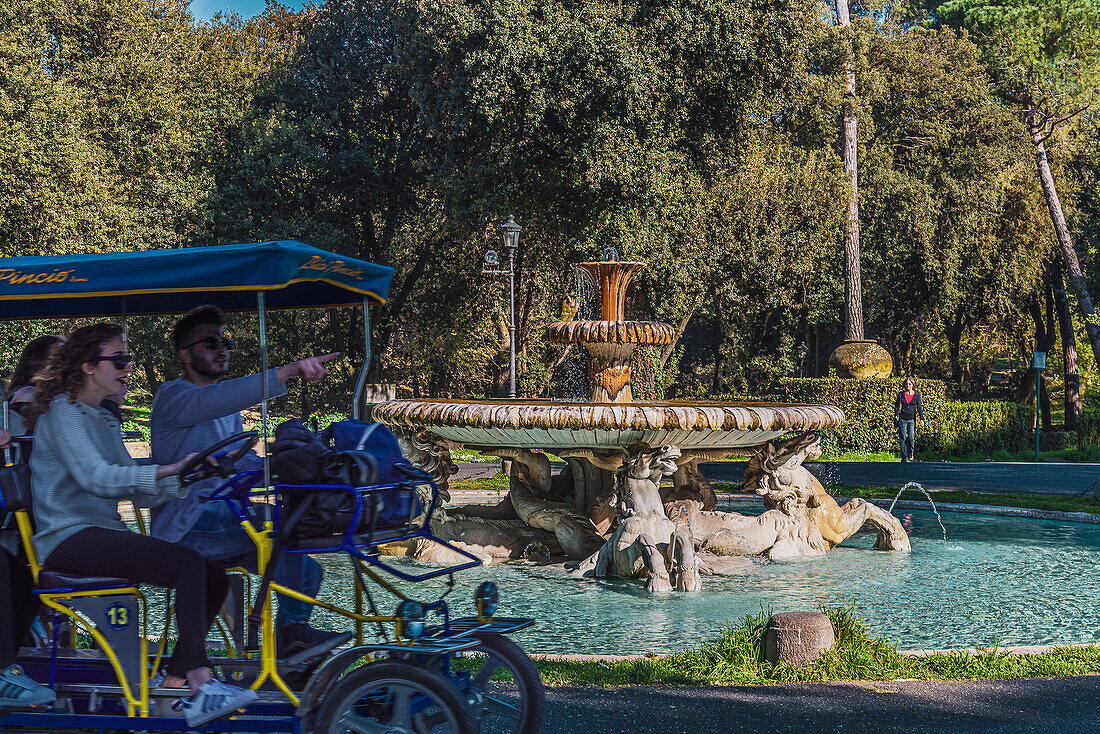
[[148, 370, 286, 542], [31, 394, 186, 563]]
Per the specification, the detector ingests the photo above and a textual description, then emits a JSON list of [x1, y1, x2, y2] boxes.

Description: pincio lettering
[[0, 268, 85, 285], [298, 255, 364, 280]]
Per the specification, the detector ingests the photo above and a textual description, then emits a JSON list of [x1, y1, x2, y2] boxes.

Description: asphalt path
[[698, 461, 1100, 496], [542, 676, 1100, 733]]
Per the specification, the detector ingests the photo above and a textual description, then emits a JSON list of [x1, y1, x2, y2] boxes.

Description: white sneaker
[[0, 665, 55, 707], [177, 679, 258, 727]]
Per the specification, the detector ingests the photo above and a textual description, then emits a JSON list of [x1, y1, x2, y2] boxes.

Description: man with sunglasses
[[148, 305, 349, 662]]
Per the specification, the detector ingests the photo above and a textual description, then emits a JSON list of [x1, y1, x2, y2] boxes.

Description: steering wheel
[[179, 430, 260, 486]]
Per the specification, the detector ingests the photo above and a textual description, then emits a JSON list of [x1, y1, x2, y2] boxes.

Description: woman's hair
[[7, 334, 65, 392], [23, 324, 124, 430]]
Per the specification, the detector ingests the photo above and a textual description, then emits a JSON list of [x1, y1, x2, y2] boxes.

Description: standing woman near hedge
[[894, 376, 924, 462]]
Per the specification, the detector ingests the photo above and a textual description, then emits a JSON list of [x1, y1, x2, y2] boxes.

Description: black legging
[[0, 547, 39, 667], [47, 528, 228, 677]]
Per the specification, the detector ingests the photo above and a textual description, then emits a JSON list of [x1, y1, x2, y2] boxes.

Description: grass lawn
[[825, 484, 1100, 515], [706, 482, 1100, 515], [528, 607, 1100, 687]]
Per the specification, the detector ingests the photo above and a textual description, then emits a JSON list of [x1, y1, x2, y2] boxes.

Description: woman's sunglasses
[[183, 337, 236, 352], [89, 355, 134, 370]]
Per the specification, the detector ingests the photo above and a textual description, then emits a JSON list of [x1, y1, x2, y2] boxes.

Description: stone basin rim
[[372, 399, 846, 433], [545, 320, 677, 345]]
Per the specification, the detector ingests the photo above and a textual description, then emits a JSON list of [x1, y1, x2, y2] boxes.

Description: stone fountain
[[373, 257, 910, 591]]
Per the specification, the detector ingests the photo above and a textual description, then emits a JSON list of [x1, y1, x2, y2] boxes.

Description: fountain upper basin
[[372, 399, 845, 450]]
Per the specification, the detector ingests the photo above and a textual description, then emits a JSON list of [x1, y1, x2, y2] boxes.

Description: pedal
[[283, 632, 352, 667]]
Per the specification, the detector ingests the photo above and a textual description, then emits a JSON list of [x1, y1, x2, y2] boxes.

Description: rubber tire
[[316, 660, 476, 734], [463, 633, 545, 734]]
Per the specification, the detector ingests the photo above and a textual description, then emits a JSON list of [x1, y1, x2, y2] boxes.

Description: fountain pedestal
[[546, 261, 674, 403]]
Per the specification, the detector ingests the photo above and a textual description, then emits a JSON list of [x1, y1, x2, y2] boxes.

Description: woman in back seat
[[0, 423, 53, 708], [23, 323, 258, 728]]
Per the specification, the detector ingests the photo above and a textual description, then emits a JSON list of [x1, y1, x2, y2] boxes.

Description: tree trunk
[[1028, 108, 1100, 370], [944, 314, 963, 387], [1050, 255, 1080, 429], [711, 347, 723, 396], [1040, 371, 1052, 431], [836, 0, 864, 341], [659, 308, 694, 370]]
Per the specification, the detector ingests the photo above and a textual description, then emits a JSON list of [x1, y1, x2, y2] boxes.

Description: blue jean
[[897, 419, 916, 459], [177, 503, 322, 628]]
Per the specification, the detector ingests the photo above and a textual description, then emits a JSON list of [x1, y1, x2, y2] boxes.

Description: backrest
[[0, 399, 40, 578], [1, 456, 32, 515]]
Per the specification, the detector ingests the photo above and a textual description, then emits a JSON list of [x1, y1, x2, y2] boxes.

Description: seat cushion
[[37, 569, 132, 590]]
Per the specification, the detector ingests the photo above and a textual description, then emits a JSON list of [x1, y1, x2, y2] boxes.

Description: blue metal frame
[[203, 470, 483, 582], [0, 712, 301, 732]]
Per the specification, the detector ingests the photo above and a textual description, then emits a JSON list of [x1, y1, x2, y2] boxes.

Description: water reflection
[[303, 511, 1100, 654]]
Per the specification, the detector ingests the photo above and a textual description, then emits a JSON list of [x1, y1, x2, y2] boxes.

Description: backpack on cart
[[270, 419, 423, 542]]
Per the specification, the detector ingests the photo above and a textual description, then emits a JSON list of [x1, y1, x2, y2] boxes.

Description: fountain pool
[[307, 508, 1100, 654]]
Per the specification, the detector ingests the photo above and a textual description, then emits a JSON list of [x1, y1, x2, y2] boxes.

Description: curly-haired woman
[[24, 323, 257, 727]]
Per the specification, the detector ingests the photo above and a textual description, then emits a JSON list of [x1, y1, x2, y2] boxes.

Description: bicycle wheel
[[459, 633, 545, 734], [317, 660, 475, 734]]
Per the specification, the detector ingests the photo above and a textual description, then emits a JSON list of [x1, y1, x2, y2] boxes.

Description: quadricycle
[[0, 242, 545, 733]]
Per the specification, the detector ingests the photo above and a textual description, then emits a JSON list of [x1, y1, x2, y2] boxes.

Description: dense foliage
[[775, 377, 1031, 454], [2, 0, 1099, 414], [931, 399, 1032, 455]]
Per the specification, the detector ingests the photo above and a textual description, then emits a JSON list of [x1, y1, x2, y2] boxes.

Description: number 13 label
[[105, 603, 130, 631]]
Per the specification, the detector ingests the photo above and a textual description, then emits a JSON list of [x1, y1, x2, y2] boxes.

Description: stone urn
[[828, 339, 893, 379]]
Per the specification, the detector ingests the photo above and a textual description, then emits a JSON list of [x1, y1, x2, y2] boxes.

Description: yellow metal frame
[[16, 509, 152, 716], [236, 518, 414, 705], [12, 498, 425, 718], [38, 589, 149, 716]]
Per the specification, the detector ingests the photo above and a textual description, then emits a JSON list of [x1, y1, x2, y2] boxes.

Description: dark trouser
[[897, 419, 916, 460], [0, 548, 39, 667], [177, 503, 322, 629], [47, 528, 228, 677]]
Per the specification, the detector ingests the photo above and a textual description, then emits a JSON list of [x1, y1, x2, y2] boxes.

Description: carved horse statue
[[743, 432, 911, 552], [577, 444, 701, 592]]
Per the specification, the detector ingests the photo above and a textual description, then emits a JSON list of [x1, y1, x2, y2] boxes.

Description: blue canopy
[[0, 241, 393, 320]]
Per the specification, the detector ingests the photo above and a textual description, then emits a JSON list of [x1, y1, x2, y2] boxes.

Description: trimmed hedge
[[774, 378, 1030, 456], [776, 378, 944, 454], [1039, 430, 1078, 452], [1077, 395, 1100, 449], [929, 399, 1031, 455]]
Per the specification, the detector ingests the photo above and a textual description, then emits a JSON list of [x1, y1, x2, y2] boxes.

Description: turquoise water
[[309, 509, 1100, 655]]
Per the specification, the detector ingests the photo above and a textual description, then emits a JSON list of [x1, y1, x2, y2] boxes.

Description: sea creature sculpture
[[668, 432, 911, 559], [577, 443, 701, 592]]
